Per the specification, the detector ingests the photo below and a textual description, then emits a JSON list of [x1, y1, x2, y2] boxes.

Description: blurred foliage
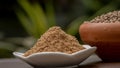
[[0, 41, 17, 58], [0, 0, 120, 58], [16, 0, 51, 38]]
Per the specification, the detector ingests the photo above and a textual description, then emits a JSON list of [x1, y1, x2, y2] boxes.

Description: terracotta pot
[[79, 22, 120, 62]]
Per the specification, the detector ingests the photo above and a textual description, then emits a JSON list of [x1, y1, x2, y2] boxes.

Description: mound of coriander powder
[[88, 11, 120, 23], [24, 26, 85, 57]]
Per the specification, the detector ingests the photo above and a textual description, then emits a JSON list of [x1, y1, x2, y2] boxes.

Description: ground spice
[[24, 26, 85, 57], [87, 11, 120, 23]]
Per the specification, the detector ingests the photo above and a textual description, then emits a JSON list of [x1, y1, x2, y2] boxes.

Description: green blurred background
[[0, 0, 120, 58]]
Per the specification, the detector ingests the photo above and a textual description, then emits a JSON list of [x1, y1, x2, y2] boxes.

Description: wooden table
[[0, 54, 120, 68]]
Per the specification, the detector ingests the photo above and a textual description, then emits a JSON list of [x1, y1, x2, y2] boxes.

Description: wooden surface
[[0, 54, 120, 68]]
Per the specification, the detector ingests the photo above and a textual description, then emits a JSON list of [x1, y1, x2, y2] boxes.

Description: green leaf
[[0, 41, 16, 51], [32, 2, 48, 35], [66, 16, 88, 35], [17, 0, 48, 38], [0, 49, 13, 58], [45, 0, 56, 27], [15, 9, 38, 38]]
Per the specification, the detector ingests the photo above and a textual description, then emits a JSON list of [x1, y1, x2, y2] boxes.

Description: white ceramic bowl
[[13, 45, 96, 67]]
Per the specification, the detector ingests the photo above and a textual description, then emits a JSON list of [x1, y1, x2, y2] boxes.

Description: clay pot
[[79, 22, 120, 62]]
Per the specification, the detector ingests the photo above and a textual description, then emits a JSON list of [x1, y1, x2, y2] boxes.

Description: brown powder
[[24, 26, 85, 57], [87, 11, 120, 23]]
